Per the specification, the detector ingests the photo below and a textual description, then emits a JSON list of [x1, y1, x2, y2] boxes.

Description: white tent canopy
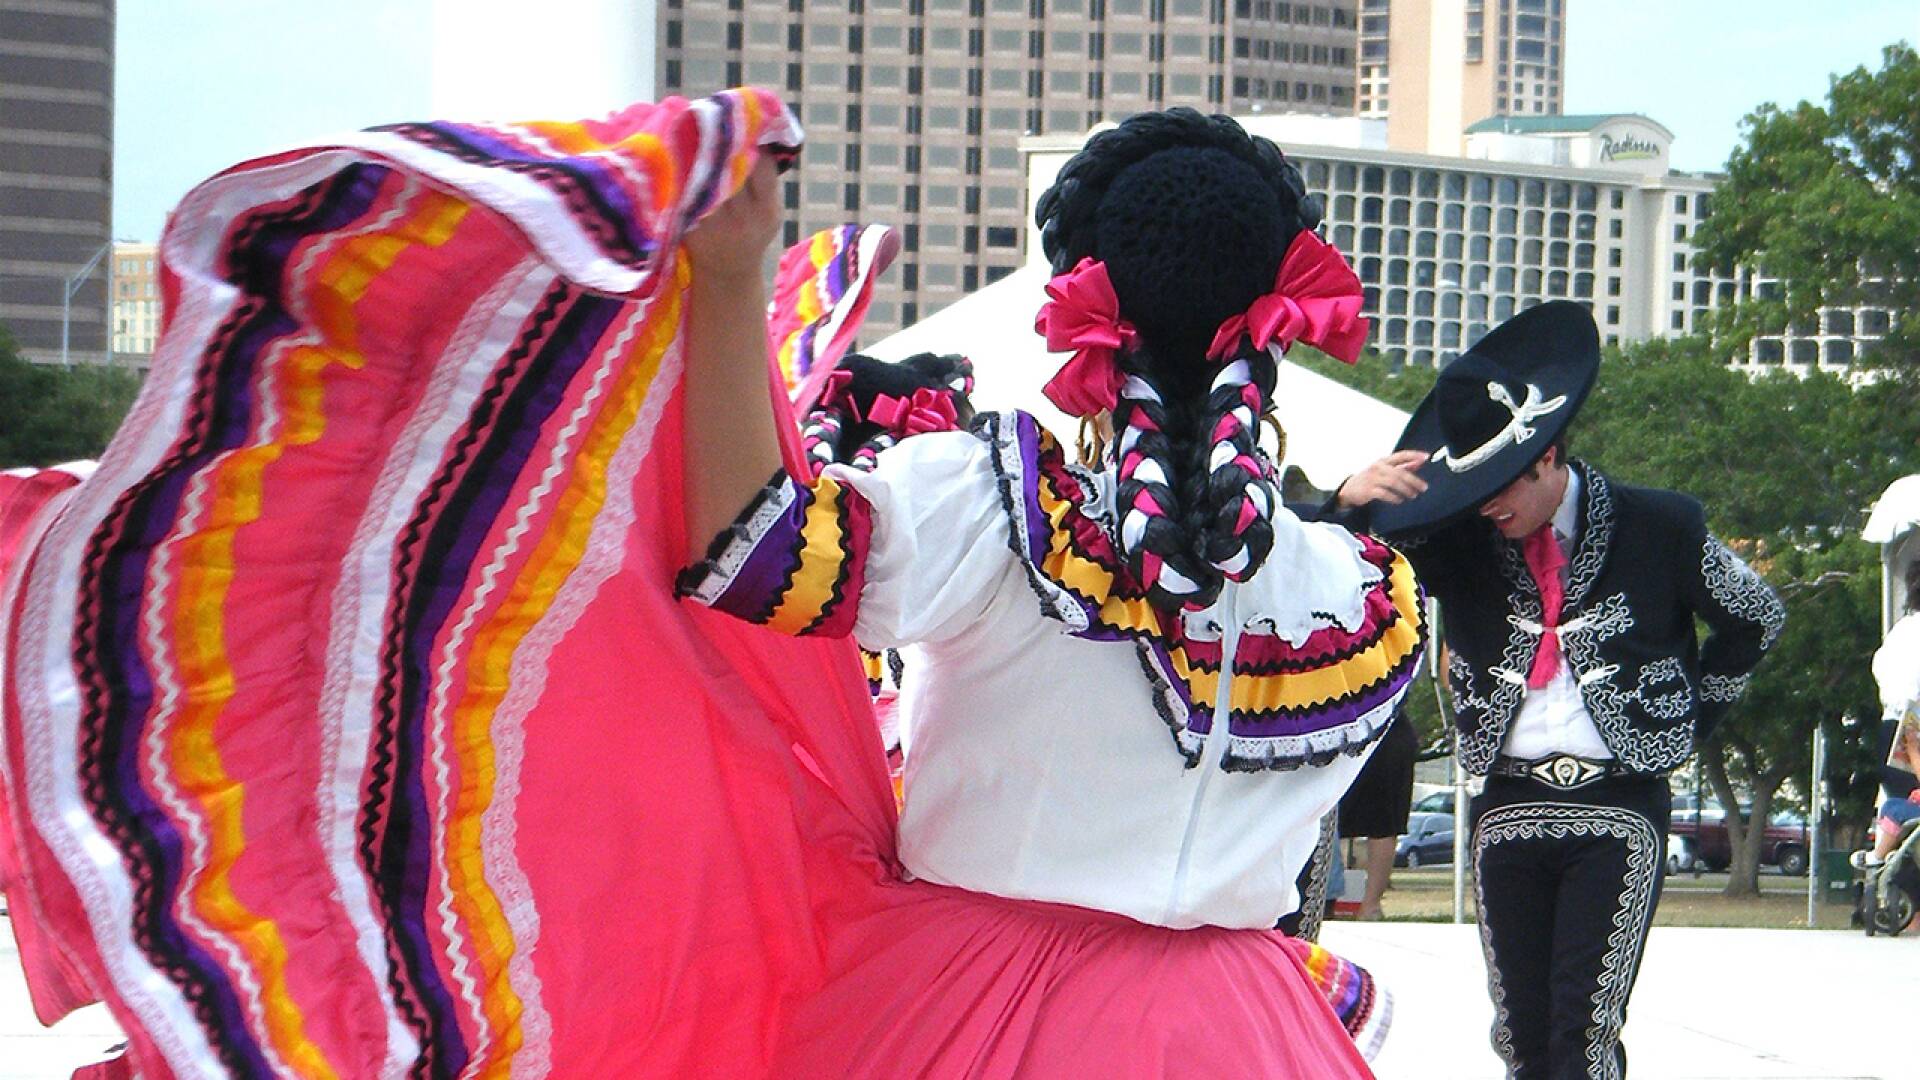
[[1865, 474, 1920, 631], [865, 264, 1410, 491], [1864, 474, 1920, 545]]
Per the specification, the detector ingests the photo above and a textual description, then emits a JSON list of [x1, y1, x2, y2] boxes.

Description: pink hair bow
[[1205, 231, 1371, 364], [1034, 257, 1138, 416], [868, 387, 959, 437], [819, 368, 856, 411]]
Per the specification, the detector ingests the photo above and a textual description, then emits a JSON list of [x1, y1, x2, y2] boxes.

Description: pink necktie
[[1523, 524, 1568, 690]]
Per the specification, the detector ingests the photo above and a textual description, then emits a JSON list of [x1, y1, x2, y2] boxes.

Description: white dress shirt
[[1501, 467, 1615, 760]]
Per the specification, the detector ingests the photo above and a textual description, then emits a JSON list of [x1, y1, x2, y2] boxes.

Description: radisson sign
[[1599, 132, 1661, 163]]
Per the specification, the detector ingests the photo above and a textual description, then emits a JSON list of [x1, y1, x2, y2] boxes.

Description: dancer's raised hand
[[685, 156, 782, 282]]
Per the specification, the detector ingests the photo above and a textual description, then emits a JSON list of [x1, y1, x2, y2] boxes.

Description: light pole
[[61, 241, 111, 367]]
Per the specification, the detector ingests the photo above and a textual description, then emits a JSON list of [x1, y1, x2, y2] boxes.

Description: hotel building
[[1022, 111, 1886, 373]]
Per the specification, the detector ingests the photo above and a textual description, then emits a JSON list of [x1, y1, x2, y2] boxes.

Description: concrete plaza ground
[[3, 912, 1911, 1078], [1325, 921, 1912, 1079]]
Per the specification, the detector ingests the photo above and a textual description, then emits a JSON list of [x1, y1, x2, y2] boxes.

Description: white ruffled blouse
[[682, 412, 1424, 929]]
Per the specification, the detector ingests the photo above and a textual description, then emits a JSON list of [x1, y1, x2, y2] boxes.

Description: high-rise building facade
[[109, 241, 158, 363], [658, 0, 1358, 339], [0, 1, 114, 365], [1357, 0, 1566, 154]]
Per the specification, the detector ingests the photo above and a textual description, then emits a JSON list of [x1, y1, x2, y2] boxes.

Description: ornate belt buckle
[[1527, 753, 1607, 790]]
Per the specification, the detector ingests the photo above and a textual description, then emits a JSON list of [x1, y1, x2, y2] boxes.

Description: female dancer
[[678, 107, 1424, 1076]]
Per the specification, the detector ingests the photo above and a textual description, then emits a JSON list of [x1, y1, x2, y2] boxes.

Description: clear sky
[[1562, 0, 1920, 173], [112, 1, 1920, 242], [114, 1, 432, 244]]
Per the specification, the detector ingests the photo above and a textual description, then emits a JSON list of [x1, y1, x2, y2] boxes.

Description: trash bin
[[1819, 849, 1858, 906]]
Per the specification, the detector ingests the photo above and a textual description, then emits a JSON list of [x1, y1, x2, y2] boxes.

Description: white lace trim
[[682, 478, 802, 606], [1701, 535, 1786, 649]]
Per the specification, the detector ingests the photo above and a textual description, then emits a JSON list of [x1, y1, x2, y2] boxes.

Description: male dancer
[[1334, 302, 1784, 1078]]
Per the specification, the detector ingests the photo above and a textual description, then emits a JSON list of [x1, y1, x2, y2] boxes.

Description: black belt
[[1489, 753, 1630, 791]]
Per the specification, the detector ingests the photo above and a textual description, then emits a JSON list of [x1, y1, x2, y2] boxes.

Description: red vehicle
[[1668, 796, 1811, 875]]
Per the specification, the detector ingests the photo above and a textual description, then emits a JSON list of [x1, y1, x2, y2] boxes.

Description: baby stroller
[[1863, 817, 1920, 936]]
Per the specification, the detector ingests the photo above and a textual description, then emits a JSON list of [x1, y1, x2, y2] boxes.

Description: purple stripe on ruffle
[[91, 162, 393, 1074], [683, 99, 738, 226], [386, 291, 624, 1073], [1011, 413, 1052, 571], [793, 323, 821, 382], [824, 229, 852, 296], [425, 122, 647, 266], [1147, 639, 1195, 710], [711, 486, 811, 618], [1219, 653, 1418, 740]]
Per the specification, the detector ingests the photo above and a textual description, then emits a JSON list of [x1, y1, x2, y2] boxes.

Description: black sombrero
[[1371, 300, 1601, 536]]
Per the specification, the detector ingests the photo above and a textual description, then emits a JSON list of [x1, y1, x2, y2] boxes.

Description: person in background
[[1858, 563, 1920, 869], [1338, 704, 1420, 919]]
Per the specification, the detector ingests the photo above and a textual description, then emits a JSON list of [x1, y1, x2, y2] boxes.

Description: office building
[[1358, 0, 1567, 154], [109, 241, 157, 363], [0, 1, 115, 365], [658, 0, 1361, 339]]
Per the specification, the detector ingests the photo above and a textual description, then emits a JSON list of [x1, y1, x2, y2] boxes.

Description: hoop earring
[[1261, 408, 1287, 466], [1077, 415, 1108, 467]]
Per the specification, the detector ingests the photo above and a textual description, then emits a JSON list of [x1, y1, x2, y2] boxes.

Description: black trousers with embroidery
[[1469, 774, 1670, 1080]]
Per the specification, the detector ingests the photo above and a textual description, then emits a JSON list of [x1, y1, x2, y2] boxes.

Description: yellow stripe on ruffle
[[1033, 453, 1166, 638], [1175, 549, 1424, 714], [439, 259, 687, 1078], [171, 185, 469, 1080], [764, 474, 854, 635]]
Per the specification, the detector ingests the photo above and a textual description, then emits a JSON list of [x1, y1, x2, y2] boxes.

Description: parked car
[[1667, 796, 1811, 874], [1395, 812, 1456, 868], [1412, 790, 1457, 816], [1666, 833, 1697, 874]]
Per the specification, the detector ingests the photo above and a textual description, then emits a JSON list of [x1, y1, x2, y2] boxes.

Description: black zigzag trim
[[1134, 642, 1202, 769], [376, 124, 648, 269], [71, 166, 387, 1079], [979, 415, 1069, 619], [798, 482, 868, 636], [360, 280, 571, 1080], [1227, 606, 1410, 678], [673, 469, 791, 602], [1218, 646, 1426, 774], [386, 288, 621, 1080]]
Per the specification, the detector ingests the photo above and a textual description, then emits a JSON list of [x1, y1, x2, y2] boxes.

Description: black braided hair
[[1034, 108, 1319, 610], [798, 352, 975, 477]]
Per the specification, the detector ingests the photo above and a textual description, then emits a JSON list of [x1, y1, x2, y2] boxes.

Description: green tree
[[0, 328, 141, 469], [1694, 41, 1920, 380], [1288, 345, 1437, 413]]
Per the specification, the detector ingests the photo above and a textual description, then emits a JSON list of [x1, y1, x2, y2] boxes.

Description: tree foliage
[[1287, 345, 1437, 413], [0, 328, 141, 469], [1694, 41, 1920, 377]]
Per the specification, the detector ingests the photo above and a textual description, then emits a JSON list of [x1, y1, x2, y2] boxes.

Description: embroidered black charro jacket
[[1344, 461, 1785, 777]]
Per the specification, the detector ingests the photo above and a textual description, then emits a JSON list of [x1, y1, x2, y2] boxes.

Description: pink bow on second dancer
[[868, 387, 960, 437], [1035, 257, 1138, 416], [1206, 230, 1370, 364]]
